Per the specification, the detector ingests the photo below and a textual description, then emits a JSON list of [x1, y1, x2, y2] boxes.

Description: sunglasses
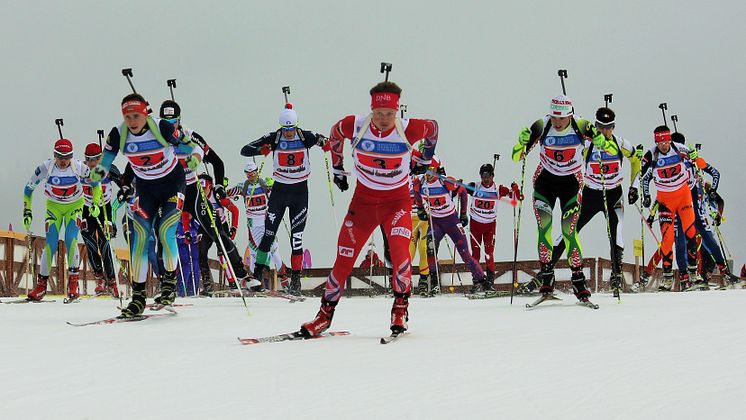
[[595, 122, 615, 130], [54, 152, 73, 160], [280, 125, 297, 132], [85, 155, 102, 162], [480, 172, 493, 178]]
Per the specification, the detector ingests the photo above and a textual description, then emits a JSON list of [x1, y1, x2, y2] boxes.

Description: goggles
[[595, 121, 615, 130], [280, 125, 297, 132], [85, 154, 102, 162], [54, 152, 73, 160]]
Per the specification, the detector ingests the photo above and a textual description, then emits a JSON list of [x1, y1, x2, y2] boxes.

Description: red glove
[[498, 185, 511, 198], [511, 182, 524, 200], [260, 144, 271, 156]]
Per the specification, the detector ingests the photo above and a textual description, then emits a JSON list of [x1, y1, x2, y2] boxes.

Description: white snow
[[2, 290, 745, 420]]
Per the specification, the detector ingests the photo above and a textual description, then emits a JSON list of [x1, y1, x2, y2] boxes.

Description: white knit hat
[[244, 161, 258, 172], [549, 95, 574, 117]]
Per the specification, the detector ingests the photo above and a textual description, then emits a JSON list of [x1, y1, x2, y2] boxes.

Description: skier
[[299, 80, 438, 337], [511, 95, 618, 305], [91, 93, 195, 317], [159, 100, 252, 295], [546, 107, 641, 295], [466, 163, 514, 288], [80, 143, 122, 297], [409, 173, 430, 290], [24, 139, 100, 302], [240, 104, 328, 292], [640, 126, 700, 291], [226, 162, 290, 293], [413, 162, 489, 295]]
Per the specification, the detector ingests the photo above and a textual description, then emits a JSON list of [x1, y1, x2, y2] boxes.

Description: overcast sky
[[2, 0, 744, 272]]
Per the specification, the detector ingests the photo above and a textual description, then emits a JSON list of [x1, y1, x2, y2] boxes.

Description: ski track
[[1, 291, 744, 420]]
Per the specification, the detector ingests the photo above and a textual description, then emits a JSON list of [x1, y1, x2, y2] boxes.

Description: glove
[[511, 143, 526, 162], [105, 221, 117, 239], [628, 187, 639, 205], [688, 145, 699, 160], [511, 182, 524, 201], [90, 165, 107, 182], [213, 185, 226, 201], [333, 174, 349, 192], [708, 189, 718, 202], [410, 163, 427, 175], [80, 219, 89, 232], [635, 144, 644, 159], [183, 231, 193, 245], [317, 136, 330, 151], [186, 154, 201, 170], [259, 144, 272, 156], [592, 132, 607, 148], [642, 195, 651, 208], [459, 214, 469, 227], [22, 208, 32, 231], [265, 177, 275, 188], [646, 214, 655, 226], [229, 226, 237, 240], [498, 185, 511, 198], [117, 185, 134, 203], [518, 127, 531, 146], [417, 207, 428, 221], [713, 213, 722, 226], [89, 204, 100, 218]]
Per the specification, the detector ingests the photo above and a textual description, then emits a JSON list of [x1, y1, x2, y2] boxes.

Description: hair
[[121, 93, 147, 105], [369, 81, 402, 96], [654, 125, 670, 134], [198, 173, 213, 184]]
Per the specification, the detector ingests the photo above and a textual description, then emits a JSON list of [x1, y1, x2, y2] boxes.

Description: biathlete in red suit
[[300, 81, 438, 337]]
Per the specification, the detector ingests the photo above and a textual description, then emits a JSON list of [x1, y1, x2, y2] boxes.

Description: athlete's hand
[[592, 132, 607, 149], [511, 182, 524, 200], [498, 185, 511, 198], [642, 194, 651, 208], [518, 127, 531, 146], [333, 174, 348, 192], [713, 212, 722, 226], [117, 185, 133, 202], [410, 163, 428, 175], [459, 214, 469, 227], [105, 221, 117, 239], [89, 204, 100, 218], [628, 187, 639, 205], [511, 143, 526, 162], [90, 165, 107, 182], [22, 208, 32, 231], [635, 144, 644, 159], [708, 189, 718, 202], [80, 218, 89, 233], [417, 207, 428, 221], [229, 227, 237, 240], [213, 185, 226, 201], [317, 135, 330, 151], [259, 144, 272, 156], [688, 145, 699, 160], [183, 231, 193, 245], [646, 214, 655, 226], [186, 154, 201, 170]]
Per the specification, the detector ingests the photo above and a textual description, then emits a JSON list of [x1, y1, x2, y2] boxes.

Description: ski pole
[[380, 62, 392, 82], [596, 137, 619, 300], [195, 176, 251, 316], [167, 79, 177, 101], [442, 236, 465, 297], [510, 156, 527, 305], [282, 86, 291, 105], [323, 152, 339, 228], [423, 179, 440, 296], [400, 104, 407, 119], [558, 69, 568, 95], [671, 114, 678, 132], [658, 103, 668, 125], [55, 118, 64, 139], [604, 93, 613, 108], [122, 68, 137, 93]]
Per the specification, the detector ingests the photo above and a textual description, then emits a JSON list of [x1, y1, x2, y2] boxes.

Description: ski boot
[[94, 272, 106, 296], [200, 271, 214, 297], [228, 280, 244, 297], [300, 297, 337, 338], [517, 277, 541, 295], [278, 264, 290, 291], [417, 274, 429, 297], [679, 274, 692, 292], [287, 270, 302, 296], [469, 276, 486, 294], [638, 271, 651, 289], [482, 270, 496, 292], [64, 270, 81, 303], [610, 273, 623, 298], [105, 277, 120, 298], [119, 282, 146, 318], [27, 274, 49, 301], [251, 264, 269, 292], [428, 272, 440, 296], [390, 292, 409, 334], [718, 264, 741, 284], [571, 267, 591, 301], [658, 272, 674, 291], [538, 263, 556, 296], [154, 270, 178, 306]]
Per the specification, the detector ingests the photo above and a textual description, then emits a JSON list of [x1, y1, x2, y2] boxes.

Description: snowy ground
[[2, 290, 745, 420]]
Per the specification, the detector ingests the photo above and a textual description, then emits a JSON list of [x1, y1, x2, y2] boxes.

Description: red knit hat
[[54, 139, 73, 156], [84, 143, 102, 157]]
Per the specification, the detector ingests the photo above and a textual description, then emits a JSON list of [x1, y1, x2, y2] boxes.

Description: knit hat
[[54, 139, 73, 156], [595, 107, 616, 126], [160, 100, 181, 119], [84, 143, 102, 157], [549, 95, 574, 117], [244, 161, 258, 173], [279, 103, 298, 127]]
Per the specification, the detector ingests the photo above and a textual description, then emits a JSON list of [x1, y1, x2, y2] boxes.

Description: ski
[[66, 311, 177, 327], [380, 331, 407, 344], [237, 330, 349, 345], [116, 304, 188, 311], [576, 300, 600, 309], [467, 290, 510, 300], [3, 298, 57, 304], [63, 297, 81, 304], [525, 294, 561, 309], [264, 290, 306, 302]]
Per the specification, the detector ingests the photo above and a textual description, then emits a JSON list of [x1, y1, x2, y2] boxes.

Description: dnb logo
[[361, 140, 375, 152], [50, 176, 61, 185], [126, 143, 139, 153], [390, 227, 411, 239], [338, 246, 354, 257], [545, 136, 556, 146]]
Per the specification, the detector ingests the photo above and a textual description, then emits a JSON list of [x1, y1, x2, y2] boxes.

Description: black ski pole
[[604, 93, 613, 108], [97, 129, 104, 149], [658, 103, 668, 125], [121, 68, 137, 94], [55, 118, 64, 139], [671, 115, 678, 132], [380, 62, 392, 82], [282, 86, 291, 105], [167, 79, 177, 101], [558, 69, 568, 95]]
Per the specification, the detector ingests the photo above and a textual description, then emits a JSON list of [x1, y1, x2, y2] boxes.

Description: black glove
[[628, 187, 639, 205], [417, 207, 428, 221], [214, 185, 226, 201], [410, 164, 427, 175], [110, 222, 118, 239], [459, 214, 468, 227], [184, 231, 193, 245], [333, 174, 348, 192], [117, 185, 134, 203], [646, 214, 655, 226], [708, 190, 718, 202], [229, 226, 237, 240], [642, 195, 651, 208], [80, 219, 89, 233]]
